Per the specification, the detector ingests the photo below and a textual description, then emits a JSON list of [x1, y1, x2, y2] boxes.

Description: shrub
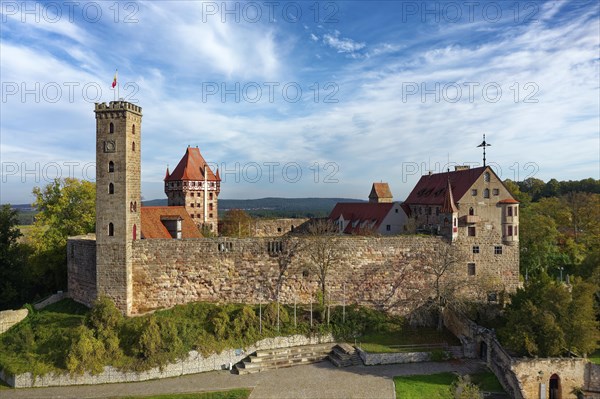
[[263, 302, 289, 328], [65, 325, 106, 375], [452, 375, 483, 399], [210, 308, 231, 340], [232, 305, 258, 339], [86, 296, 123, 334]]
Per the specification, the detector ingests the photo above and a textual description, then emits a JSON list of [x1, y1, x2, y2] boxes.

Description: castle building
[[164, 146, 221, 233], [68, 100, 520, 315], [329, 183, 408, 235]]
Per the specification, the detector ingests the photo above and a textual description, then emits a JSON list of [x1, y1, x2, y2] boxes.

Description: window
[[507, 225, 513, 236], [132, 224, 137, 240], [130, 202, 134, 212], [484, 172, 490, 182], [386, 224, 391, 231], [132, 124, 136, 135], [473, 245, 480, 254], [218, 242, 233, 252], [209, 213, 213, 218], [134, 201, 137, 211], [507, 207, 513, 216], [209, 193, 213, 200], [515, 226, 518, 236], [468, 263, 476, 276], [483, 188, 490, 198], [190, 203, 194, 207], [109, 183, 114, 194], [469, 207, 474, 216], [395, 208, 399, 213], [191, 193, 194, 197], [468, 226, 476, 236], [109, 161, 114, 172], [435, 207, 440, 215], [471, 189, 478, 196], [514, 207, 518, 216], [487, 292, 498, 303], [268, 241, 283, 254], [109, 122, 114, 134], [427, 207, 432, 215], [277, 227, 282, 233], [493, 188, 499, 196], [209, 203, 213, 211], [132, 141, 136, 151], [494, 245, 503, 255], [108, 222, 114, 236]]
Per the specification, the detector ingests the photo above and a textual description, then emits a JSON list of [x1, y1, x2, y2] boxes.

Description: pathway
[[0, 359, 485, 399]]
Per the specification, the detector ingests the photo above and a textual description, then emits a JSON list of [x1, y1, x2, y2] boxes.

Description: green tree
[[0, 204, 31, 310], [562, 278, 600, 356], [28, 178, 95, 297], [220, 209, 253, 237], [503, 179, 531, 204], [500, 274, 599, 357], [65, 325, 106, 375]]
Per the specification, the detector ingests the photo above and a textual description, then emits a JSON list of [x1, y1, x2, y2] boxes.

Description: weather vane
[[477, 134, 491, 167]]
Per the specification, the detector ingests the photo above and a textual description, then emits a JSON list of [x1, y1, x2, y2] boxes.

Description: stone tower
[[94, 100, 142, 315], [164, 146, 221, 233]]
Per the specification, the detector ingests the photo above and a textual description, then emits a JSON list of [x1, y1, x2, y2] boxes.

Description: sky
[[1, 0, 599, 204]]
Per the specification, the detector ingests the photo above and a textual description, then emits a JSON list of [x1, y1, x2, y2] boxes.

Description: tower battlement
[[95, 101, 142, 115]]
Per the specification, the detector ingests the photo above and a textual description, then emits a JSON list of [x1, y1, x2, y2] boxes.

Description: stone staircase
[[233, 343, 335, 375], [328, 343, 363, 367]]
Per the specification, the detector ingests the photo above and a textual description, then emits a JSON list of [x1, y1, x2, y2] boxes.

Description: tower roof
[[440, 179, 458, 213], [165, 147, 220, 182], [369, 182, 393, 202]]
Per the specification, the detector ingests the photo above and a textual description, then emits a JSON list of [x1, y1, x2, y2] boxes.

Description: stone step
[[233, 343, 335, 375], [328, 343, 363, 367], [255, 343, 335, 358]]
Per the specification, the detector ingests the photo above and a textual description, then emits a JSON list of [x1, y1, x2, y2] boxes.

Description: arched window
[[483, 188, 490, 198], [132, 141, 136, 152], [469, 207, 474, 216], [109, 122, 114, 134], [109, 161, 114, 172], [130, 202, 134, 212], [109, 183, 114, 194], [132, 124, 136, 135], [133, 224, 137, 240], [484, 172, 490, 182], [134, 201, 137, 211], [108, 222, 114, 236]]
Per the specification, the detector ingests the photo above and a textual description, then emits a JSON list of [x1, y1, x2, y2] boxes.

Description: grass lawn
[[394, 370, 506, 398], [590, 349, 600, 365], [469, 371, 505, 392], [394, 372, 455, 399], [360, 326, 461, 353], [115, 388, 251, 399]]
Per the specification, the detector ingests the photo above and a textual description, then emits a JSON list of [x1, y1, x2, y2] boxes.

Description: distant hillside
[[142, 197, 364, 218]]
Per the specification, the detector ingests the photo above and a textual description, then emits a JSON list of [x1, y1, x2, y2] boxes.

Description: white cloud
[[310, 33, 319, 41], [323, 31, 366, 54]]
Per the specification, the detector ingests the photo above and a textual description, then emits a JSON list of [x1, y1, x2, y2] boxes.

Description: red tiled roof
[[440, 179, 458, 213], [329, 202, 394, 233], [404, 166, 487, 206], [140, 206, 202, 239], [369, 183, 393, 200], [165, 147, 220, 182], [498, 198, 519, 204]]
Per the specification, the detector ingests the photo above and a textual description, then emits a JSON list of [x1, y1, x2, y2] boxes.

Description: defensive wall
[[68, 234, 520, 315]]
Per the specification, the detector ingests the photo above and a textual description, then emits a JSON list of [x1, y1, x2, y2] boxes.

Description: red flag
[[112, 70, 118, 88]]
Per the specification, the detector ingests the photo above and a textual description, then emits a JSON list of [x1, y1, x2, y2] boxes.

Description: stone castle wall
[[67, 236, 97, 307], [129, 235, 519, 314], [251, 218, 309, 237]]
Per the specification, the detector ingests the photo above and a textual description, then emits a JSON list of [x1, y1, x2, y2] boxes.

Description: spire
[[215, 168, 221, 181], [441, 179, 458, 213], [164, 166, 170, 180], [477, 134, 491, 167]]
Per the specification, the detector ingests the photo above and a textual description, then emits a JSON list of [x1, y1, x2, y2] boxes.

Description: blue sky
[[1, 0, 599, 204]]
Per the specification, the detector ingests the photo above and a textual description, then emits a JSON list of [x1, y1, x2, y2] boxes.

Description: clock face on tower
[[104, 140, 116, 153]]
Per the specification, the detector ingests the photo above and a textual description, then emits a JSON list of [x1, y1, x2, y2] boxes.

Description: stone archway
[[549, 373, 561, 399]]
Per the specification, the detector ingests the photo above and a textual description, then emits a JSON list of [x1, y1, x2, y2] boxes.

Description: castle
[[67, 100, 520, 315]]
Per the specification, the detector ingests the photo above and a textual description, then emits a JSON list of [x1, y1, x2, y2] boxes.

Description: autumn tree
[[219, 209, 253, 237]]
